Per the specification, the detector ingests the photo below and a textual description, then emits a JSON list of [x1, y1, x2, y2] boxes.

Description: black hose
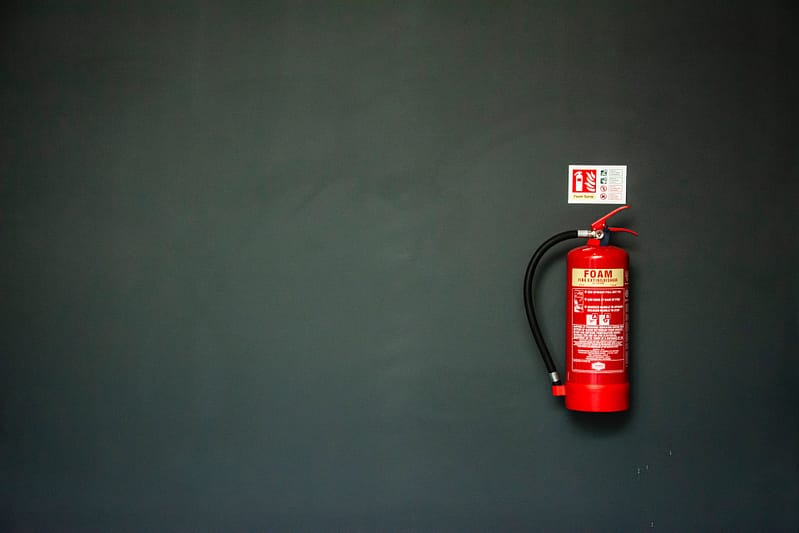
[[523, 230, 580, 385]]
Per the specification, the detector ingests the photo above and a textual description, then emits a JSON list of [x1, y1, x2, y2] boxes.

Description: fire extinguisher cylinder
[[524, 205, 637, 412]]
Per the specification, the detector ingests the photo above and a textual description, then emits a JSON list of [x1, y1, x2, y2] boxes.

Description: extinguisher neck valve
[[585, 206, 638, 246], [580, 229, 605, 247], [578, 229, 605, 238]]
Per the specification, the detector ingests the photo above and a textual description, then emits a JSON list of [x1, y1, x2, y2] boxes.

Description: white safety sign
[[567, 165, 627, 204]]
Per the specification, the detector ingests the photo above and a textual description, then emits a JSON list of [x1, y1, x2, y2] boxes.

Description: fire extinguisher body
[[565, 244, 630, 412]]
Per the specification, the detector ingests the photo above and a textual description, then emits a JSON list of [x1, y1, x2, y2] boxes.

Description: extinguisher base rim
[[564, 382, 629, 412]]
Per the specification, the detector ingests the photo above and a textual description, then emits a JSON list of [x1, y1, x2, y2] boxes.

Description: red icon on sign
[[572, 169, 596, 193], [600, 193, 607, 200]]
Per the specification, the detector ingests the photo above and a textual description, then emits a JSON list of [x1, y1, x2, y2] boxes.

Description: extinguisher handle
[[591, 205, 632, 231], [608, 226, 639, 237]]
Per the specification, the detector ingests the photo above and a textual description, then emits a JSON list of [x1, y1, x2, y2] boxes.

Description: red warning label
[[571, 169, 597, 193], [571, 287, 626, 373]]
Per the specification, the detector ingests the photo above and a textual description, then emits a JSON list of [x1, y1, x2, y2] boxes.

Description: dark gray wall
[[1, 2, 796, 530]]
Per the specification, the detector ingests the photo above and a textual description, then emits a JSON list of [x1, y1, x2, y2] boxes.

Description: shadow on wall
[[567, 408, 631, 434]]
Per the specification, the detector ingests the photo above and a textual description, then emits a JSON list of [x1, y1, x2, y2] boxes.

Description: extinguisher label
[[571, 282, 627, 373], [571, 268, 625, 287], [567, 165, 627, 204]]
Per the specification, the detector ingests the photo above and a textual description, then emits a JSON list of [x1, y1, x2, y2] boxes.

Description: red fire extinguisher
[[523, 205, 637, 412]]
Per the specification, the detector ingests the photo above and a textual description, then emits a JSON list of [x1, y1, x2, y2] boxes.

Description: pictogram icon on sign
[[571, 169, 597, 193], [573, 290, 585, 312], [600, 193, 607, 200]]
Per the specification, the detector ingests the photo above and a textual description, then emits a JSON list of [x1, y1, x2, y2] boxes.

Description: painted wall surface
[[1, 2, 796, 530]]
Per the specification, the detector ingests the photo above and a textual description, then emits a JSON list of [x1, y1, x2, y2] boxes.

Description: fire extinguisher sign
[[568, 165, 627, 204]]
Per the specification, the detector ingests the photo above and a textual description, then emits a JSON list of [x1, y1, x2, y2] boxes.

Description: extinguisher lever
[[608, 226, 639, 237], [588, 206, 637, 245], [590, 205, 632, 232]]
